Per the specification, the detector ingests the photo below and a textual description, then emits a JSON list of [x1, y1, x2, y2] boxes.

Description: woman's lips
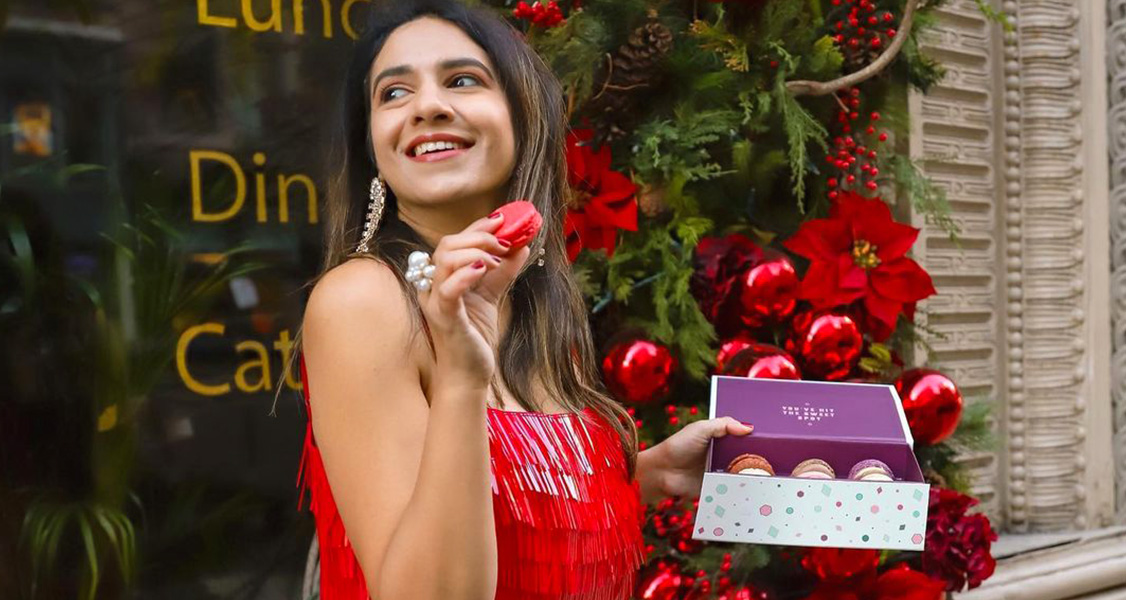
[[407, 145, 472, 163]]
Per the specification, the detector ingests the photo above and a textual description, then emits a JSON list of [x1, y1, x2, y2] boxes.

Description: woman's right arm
[[302, 259, 497, 600]]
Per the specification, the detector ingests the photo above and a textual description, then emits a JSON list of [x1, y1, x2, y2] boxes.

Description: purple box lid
[[709, 376, 913, 446]]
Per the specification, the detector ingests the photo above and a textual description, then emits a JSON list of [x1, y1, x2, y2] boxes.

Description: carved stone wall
[[911, 0, 1114, 531], [1109, 0, 1126, 525]]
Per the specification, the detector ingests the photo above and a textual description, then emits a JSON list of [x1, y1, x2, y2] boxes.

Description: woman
[[297, 1, 754, 598]]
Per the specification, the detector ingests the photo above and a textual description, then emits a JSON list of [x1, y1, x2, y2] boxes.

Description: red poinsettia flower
[[783, 191, 935, 337], [563, 128, 638, 262]]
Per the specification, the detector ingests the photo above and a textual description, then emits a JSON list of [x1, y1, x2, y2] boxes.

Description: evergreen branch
[[786, 0, 919, 96], [774, 77, 828, 211], [891, 155, 960, 242]]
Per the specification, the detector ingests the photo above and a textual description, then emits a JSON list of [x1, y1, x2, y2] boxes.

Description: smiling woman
[[294, 1, 648, 599]]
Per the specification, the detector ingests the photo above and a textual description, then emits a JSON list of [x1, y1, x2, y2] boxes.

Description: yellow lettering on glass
[[190, 149, 318, 224], [242, 0, 282, 33], [190, 149, 246, 222], [198, 0, 237, 28], [234, 340, 272, 392], [176, 323, 232, 396]]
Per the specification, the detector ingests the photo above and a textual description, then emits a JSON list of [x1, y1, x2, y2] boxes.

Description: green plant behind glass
[[6, 155, 262, 598]]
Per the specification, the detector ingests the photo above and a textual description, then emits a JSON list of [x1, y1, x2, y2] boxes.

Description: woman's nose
[[411, 81, 454, 124]]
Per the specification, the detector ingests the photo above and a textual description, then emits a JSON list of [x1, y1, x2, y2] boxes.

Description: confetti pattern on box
[[692, 473, 928, 551]]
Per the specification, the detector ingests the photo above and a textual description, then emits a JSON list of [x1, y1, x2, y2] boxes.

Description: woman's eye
[[451, 74, 481, 88], [381, 87, 406, 102]]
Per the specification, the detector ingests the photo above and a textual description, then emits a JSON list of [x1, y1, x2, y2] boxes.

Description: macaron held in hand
[[492, 200, 542, 250]]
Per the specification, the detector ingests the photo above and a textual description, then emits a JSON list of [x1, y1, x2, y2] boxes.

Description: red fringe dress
[[296, 358, 647, 600]]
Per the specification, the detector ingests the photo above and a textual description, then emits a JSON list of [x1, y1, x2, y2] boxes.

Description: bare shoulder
[[302, 257, 423, 387], [305, 257, 403, 323]]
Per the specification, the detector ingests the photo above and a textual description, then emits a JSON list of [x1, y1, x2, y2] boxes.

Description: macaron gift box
[[691, 376, 930, 551]]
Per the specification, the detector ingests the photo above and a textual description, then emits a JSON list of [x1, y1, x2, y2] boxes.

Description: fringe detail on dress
[[488, 408, 645, 600], [296, 352, 644, 600], [296, 356, 370, 600]]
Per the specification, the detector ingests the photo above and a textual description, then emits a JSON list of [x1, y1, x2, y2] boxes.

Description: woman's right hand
[[418, 211, 531, 391]]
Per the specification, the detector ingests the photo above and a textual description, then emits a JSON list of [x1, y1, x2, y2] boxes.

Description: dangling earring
[[355, 175, 386, 254], [536, 247, 546, 267]]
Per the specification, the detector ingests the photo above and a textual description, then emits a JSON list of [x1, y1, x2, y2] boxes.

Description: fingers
[[703, 417, 754, 438], [432, 247, 505, 281], [432, 257, 491, 315]]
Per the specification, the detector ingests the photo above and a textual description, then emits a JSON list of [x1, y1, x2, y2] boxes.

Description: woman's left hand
[[652, 417, 754, 500]]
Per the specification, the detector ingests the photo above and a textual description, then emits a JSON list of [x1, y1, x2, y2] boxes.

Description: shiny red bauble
[[785, 310, 863, 381], [721, 343, 801, 380], [737, 256, 800, 329], [716, 336, 756, 373], [894, 368, 964, 445], [601, 338, 677, 406], [636, 561, 684, 600]]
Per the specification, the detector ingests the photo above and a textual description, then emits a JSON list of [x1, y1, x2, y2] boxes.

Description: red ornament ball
[[716, 336, 756, 373], [637, 561, 684, 600], [738, 256, 800, 329], [894, 368, 964, 445], [602, 338, 677, 406], [722, 343, 801, 380], [786, 310, 863, 381]]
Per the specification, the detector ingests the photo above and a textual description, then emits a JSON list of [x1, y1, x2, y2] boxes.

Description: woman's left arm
[[635, 417, 754, 505]]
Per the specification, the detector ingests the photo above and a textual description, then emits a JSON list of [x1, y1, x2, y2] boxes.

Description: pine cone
[[637, 182, 669, 218], [583, 11, 672, 148]]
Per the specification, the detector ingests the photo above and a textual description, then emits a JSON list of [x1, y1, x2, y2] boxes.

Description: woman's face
[[368, 16, 517, 223]]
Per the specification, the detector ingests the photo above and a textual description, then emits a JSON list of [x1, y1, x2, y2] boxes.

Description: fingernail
[[472, 259, 486, 269], [740, 421, 754, 430], [489, 254, 503, 262], [489, 210, 502, 219], [497, 238, 512, 248]]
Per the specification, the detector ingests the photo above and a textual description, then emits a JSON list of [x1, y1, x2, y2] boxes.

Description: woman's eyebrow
[[371, 57, 495, 96]]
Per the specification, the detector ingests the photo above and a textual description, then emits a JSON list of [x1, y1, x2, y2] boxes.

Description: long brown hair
[[305, 0, 639, 477]]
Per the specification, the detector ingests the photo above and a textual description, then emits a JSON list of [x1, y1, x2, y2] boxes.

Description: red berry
[[828, 178, 839, 188], [879, 132, 888, 141], [887, 28, 897, 37], [858, 27, 867, 36], [849, 111, 859, 120], [857, 145, 867, 154], [846, 174, 856, 184], [883, 12, 894, 22], [669, 416, 679, 425], [843, 125, 852, 133], [828, 191, 839, 200], [689, 406, 698, 415], [870, 167, 880, 176], [640, 441, 648, 450], [871, 36, 882, 48], [635, 419, 643, 428], [867, 126, 877, 135], [868, 16, 878, 25], [871, 111, 881, 120], [868, 150, 878, 159], [770, 60, 779, 68]]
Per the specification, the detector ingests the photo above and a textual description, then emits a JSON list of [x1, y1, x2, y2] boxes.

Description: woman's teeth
[[412, 140, 467, 156]]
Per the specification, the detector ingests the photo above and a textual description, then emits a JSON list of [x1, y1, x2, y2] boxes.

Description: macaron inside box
[[693, 377, 930, 551]]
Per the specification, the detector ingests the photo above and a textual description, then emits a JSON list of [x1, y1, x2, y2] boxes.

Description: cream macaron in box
[[692, 376, 930, 551]]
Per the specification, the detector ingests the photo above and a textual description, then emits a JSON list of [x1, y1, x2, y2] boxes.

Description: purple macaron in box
[[691, 376, 930, 551]]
